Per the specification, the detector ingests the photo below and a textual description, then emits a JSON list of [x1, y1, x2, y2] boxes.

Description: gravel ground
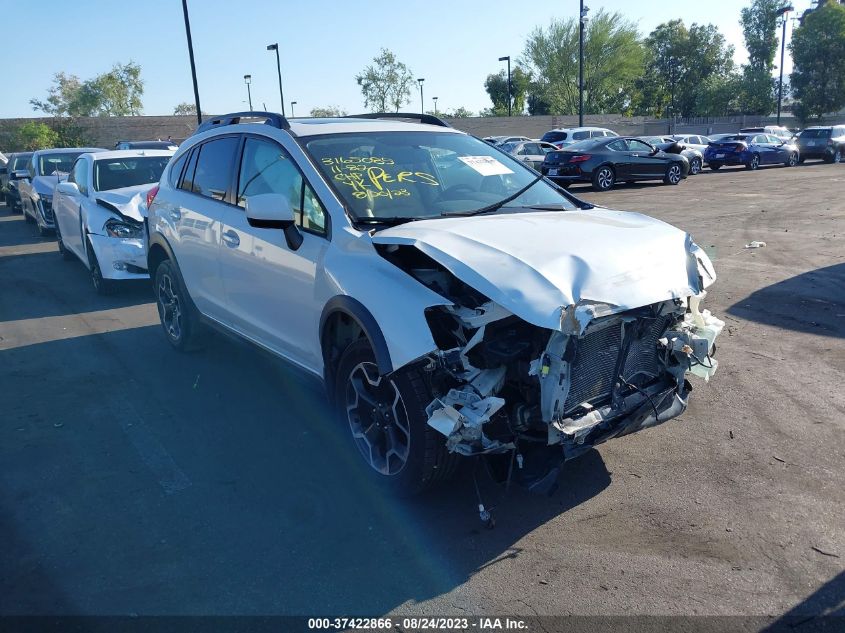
[[0, 162, 842, 624]]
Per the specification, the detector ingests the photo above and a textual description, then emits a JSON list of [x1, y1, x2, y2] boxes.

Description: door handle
[[222, 230, 240, 248]]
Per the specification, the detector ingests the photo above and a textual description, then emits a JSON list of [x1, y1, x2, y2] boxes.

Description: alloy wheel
[[750, 155, 760, 170], [667, 164, 682, 184], [690, 158, 701, 175], [597, 168, 614, 190], [789, 153, 798, 167], [157, 273, 183, 342], [835, 149, 842, 164], [345, 361, 410, 476]]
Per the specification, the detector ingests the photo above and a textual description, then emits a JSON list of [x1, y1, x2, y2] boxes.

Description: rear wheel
[[831, 147, 842, 164], [334, 338, 459, 497], [664, 163, 683, 185], [154, 259, 206, 351], [709, 163, 722, 171], [591, 166, 615, 191], [689, 157, 702, 175], [55, 221, 73, 260], [746, 153, 760, 170]]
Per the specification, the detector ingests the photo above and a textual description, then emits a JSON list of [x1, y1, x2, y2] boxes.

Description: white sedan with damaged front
[[53, 149, 174, 293], [147, 114, 724, 506]]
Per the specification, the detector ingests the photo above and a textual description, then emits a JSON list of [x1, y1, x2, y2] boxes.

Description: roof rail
[[345, 112, 452, 128], [195, 111, 291, 135]]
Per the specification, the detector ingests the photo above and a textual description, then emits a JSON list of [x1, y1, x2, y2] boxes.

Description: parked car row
[[6, 111, 725, 502]]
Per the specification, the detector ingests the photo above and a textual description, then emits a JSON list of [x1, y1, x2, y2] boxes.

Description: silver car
[[499, 140, 559, 170]]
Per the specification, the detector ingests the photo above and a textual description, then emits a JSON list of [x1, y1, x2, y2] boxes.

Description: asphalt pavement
[[0, 162, 843, 621]]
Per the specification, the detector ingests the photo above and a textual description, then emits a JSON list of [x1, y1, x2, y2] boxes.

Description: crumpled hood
[[95, 184, 153, 222], [372, 208, 716, 332]]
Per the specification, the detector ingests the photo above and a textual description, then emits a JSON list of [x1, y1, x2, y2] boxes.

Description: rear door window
[[607, 139, 628, 152], [168, 152, 189, 188], [191, 136, 240, 201]]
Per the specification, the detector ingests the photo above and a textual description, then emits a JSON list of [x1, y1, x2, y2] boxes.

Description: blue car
[[704, 133, 800, 171]]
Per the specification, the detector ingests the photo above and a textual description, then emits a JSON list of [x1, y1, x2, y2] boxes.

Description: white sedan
[[53, 149, 174, 294]]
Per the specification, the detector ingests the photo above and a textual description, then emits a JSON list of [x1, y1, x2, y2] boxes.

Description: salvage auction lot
[[1, 164, 843, 618]]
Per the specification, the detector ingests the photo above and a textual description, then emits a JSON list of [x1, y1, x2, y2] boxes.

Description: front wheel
[[87, 240, 115, 295], [334, 338, 459, 497], [746, 154, 760, 170], [785, 152, 799, 167], [591, 166, 615, 191], [830, 147, 842, 164], [689, 157, 702, 175], [709, 163, 722, 171], [664, 163, 683, 185], [55, 221, 74, 260]]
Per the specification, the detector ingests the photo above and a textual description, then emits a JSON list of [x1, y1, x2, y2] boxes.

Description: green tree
[[355, 49, 414, 113], [310, 105, 348, 117], [635, 20, 736, 117], [173, 102, 206, 116], [790, 0, 845, 120], [483, 66, 531, 115], [13, 122, 59, 151], [521, 10, 643, 115], [30, 62, 143, 117], [739, 0, 786, 114], [448, 106, 474, 118]]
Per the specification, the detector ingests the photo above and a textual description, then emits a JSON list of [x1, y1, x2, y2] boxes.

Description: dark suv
[[796, 126, 845, 163]]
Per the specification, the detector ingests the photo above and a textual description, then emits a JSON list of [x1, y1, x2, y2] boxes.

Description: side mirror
[[245, 193, 303, 250], [56, 181, 80, 196]]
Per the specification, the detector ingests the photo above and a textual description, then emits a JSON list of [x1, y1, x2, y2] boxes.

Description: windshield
[[93, 156, 171, 191], [305, 131, 576, 221], [800, 129, 831, 139], [11, 155, 32, 170], [38, 152, 83, 176]]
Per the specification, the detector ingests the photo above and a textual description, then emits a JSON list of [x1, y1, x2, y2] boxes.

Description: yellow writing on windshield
[[323, 157, 439, 199]]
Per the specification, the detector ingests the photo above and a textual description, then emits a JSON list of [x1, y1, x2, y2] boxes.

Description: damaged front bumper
[[88, 234, 149, 280], [422, 294, 723, 463]]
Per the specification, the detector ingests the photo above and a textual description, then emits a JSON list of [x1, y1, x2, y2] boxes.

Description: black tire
[[55, 221, 73, 260], [86, 239, 115, 295], [746, 153, 760, 170], [709, 163, 722, 171], [785, 152, 799, 167], [689, 157, 702, 175], [154, 259, 206, 351], [798, 157, 806, 164], [591, 165, 615, 191], [831, 147, 843, 164], [664, 162, 683, 185], [23, 201, 34, 223], [333, 338, 460, 497]]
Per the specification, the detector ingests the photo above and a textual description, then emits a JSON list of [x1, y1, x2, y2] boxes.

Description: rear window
[[541, 131, 568, 143], [93, 156, 171, 192], [800, 128, 832, 139]]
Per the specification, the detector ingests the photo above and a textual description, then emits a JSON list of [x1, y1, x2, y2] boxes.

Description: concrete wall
[[2, 112, 844, 152]]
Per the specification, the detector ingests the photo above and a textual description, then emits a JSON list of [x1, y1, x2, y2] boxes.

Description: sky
[[2, 0, 815, 119]]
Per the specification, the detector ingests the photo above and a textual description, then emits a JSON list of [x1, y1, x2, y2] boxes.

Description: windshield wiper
[[441, 173, 545, 217], [353, 216, 421, 228]]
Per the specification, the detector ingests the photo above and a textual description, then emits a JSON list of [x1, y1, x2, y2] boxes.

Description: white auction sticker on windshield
[[458, 156, 514, 176]]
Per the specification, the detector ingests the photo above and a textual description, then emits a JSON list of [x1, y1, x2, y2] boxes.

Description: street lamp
[[244, 74, 252, 110], [776, 4, 794, 125], [181, 0, 202, 125], [417, 78, 425, 114], [432, 96, 438, 115], [579, 2, 589, 127], [290, 101, 297, 118], [498, 56, 512, 117], [266, 43, 286, 116]]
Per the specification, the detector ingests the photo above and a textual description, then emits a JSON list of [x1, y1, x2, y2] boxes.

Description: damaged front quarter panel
[[371, 212, 724, 464]]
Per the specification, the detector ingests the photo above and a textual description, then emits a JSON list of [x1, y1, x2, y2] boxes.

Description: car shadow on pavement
[[727, 263, 845, 338], [762, 570, 845, 631], [0, 323, 611, 615]]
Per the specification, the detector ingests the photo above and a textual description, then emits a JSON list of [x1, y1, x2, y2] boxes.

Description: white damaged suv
[[147, 112, 723, 496]]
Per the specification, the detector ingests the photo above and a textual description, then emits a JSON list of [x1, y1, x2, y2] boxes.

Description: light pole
[[498, 56, 512, 117], [669, 59, 676, 135], [244, 74, 252, 110], [579, 2, 589, 127], [417, 78, 425, 113], [290, 101, 297, 117], [776, 4, 794, 125], [266, 43, 286, 116], [181, 0, 202, 125], [432, 96, 438, 115]]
